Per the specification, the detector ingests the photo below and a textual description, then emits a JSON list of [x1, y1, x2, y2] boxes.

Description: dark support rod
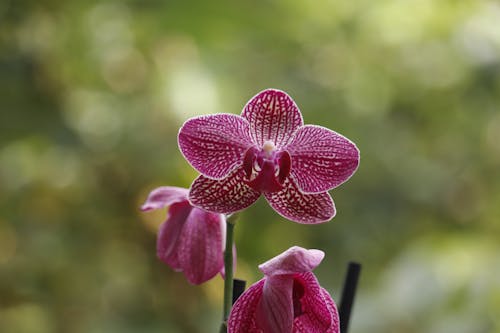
[[339, 262, 362, 333], [232, 279, 246, 305]]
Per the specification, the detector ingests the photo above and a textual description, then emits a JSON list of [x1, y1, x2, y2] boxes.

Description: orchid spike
[[141, 186, 228, 285], [227, 246, 340, 333], [178, 89, 359, 223]]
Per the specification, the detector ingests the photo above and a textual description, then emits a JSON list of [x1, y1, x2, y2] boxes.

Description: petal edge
[[228, 279, 266, 333], [264, 177, 336, 224], [286, 125, 360, 194], [141, 186, 189, 211], [259, 246, 325, 276], [189, 168, 261, 214]]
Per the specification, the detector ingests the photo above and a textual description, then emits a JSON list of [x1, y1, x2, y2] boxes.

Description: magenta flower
[[228, 246, 339, 333], [141, 186, 226, 285], [178, 89, 359, 223]]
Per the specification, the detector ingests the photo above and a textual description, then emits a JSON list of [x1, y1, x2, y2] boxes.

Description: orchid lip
[[242, 146, 291, 193], [293, 277, 305, 318]]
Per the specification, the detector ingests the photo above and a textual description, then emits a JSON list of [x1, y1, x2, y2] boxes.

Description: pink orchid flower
[[178, 89, 359, 223], [228, 246, 339, 333], [141, 186, 226, 285]]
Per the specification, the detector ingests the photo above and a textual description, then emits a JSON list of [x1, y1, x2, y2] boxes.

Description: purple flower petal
[[146, 186, 226, 285], [286, 125, 360, 194], [178, 114, 254, 179], [293, 272, 337, 333], [259, 246, 325, 276], [177, 208, 225, 285], [228, 279, 265, 333], [189, 168, 260, 214], [141, 186, 189, 211], [156, 201, 192, 270], [322, 288, 340, 333], [264, 177, 336, 224], [256, 275, 294, 333], [242, 89, 303, 148]]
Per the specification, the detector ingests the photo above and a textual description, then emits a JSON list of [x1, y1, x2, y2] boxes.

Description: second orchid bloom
[[178, 89, 359, 223], [228, 246, 340, 333], [141, 186, 227, 285]]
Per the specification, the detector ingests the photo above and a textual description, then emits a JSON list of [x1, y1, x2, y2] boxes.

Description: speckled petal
[[322, 288, 340, 333], [293, 272, 337, 333], [259, 246, 325, 276], [178, 114, 254, 179], [141, 186, 189, 211], [189, 168, 261, 214], [241, 89, 303, 148], [228, 279, 265, 333], [264, 177, 335, 224], [286, 125, 360, 194], [177, 208, 225, 285]]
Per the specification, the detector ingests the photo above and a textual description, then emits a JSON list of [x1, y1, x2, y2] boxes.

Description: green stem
[[219, 213, 238, 333]]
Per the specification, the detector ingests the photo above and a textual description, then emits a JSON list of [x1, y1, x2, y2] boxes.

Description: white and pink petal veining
[[264, 177, 336, 224], [189, 168, 261, 214], [227, 279, 265, 333], [178, 114, 254, 179], [286, 125, 360, 194], [293, 272, 337, 333], [242, 89, 303, 148], [321, 288, 340, 333], [178, 88, 359, 224]]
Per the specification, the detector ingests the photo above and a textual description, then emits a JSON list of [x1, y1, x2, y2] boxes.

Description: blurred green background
[[1, 0, 500, 332]]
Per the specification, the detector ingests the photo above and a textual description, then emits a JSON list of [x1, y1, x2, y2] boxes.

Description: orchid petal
[[141, 186, 188, 211], [293, 272, 336, 333], [228, 279, 266, 333], [189, 168, 260, 214], [177, 208, 225, 285], [156, 201, 192, 269], [264, 177, 335, 224], [178, 114, 254, 179], [229, 248, 338, 333], [286, 125, 360, 194], [242, 89, 303, 148], [256, 275, 294, 333], [259, 246, 325, 276], [322, 288, 340, 333]]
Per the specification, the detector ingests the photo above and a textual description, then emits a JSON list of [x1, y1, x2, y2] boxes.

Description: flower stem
[[219, 213, 238, 333]]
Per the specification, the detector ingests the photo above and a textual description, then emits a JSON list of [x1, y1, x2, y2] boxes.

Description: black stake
[[339, 262, 361, 333], [232, 279, 246, 305]]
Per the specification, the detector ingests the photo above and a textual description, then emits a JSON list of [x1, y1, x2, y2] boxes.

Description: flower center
[[262, 140, 275, 158], [242, 143, 291, 193]]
